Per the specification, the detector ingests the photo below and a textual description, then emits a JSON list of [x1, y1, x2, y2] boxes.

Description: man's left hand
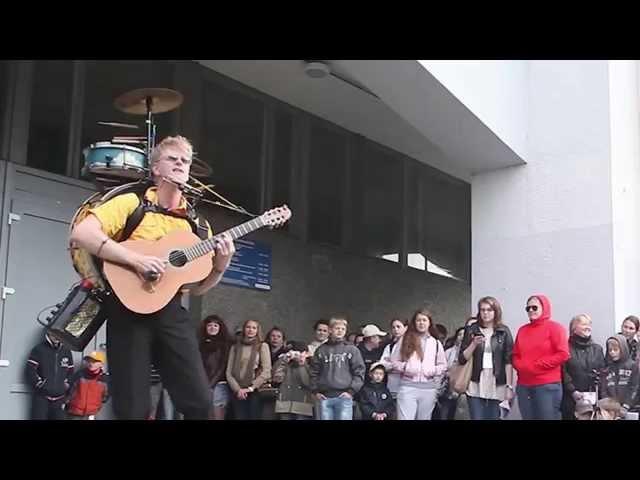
[[213, 233, 235, 273]]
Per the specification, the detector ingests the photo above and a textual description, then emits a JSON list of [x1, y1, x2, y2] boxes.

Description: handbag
[[256, 384, 280, 400], [451, 355, 473, 394], [434, 341, 449, 400]]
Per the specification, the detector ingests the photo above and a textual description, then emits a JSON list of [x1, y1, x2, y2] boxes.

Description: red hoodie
[[512, 294, 570, 386]]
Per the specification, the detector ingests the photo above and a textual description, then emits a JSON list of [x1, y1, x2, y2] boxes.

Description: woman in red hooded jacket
[[512, 294, 570, 420]]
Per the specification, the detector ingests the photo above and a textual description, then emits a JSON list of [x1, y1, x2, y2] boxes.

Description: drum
[[82, 142, 147, 182], [69, 181, 147, 287]]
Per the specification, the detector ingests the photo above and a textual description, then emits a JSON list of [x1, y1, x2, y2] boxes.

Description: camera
[[287, 350, 301, 360]]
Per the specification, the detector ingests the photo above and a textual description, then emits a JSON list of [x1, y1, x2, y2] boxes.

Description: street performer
[[70, 135, 235, 419]]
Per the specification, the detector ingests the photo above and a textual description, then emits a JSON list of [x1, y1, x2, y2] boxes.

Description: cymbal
[[114, 88, 184, 115]]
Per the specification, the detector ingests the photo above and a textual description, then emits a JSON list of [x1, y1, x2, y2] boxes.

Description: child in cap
[[357, 362, 394, 420], [599, 334, 640, 419], [66, 351, 109, 420]]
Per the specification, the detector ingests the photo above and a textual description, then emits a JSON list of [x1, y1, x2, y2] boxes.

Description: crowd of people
[[188, 294, 640, 420], [25, 293, 640, 420]]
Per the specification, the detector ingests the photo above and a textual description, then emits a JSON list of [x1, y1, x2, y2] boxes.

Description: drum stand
[[144, 95, 157, 159]]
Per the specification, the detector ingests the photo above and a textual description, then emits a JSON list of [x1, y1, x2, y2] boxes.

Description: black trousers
[[31, 395, 65, 420], [105, 295, 210, 420], [230, 392, 261, 420]]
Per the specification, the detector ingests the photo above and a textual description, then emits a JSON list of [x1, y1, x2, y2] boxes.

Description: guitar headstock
[[262, 205, 292, 229]]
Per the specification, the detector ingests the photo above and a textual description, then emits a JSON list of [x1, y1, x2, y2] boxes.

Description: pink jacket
[[390, 334, 447, 384]]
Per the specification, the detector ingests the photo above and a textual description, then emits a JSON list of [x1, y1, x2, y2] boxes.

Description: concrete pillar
[[472, 61, 616, 344]]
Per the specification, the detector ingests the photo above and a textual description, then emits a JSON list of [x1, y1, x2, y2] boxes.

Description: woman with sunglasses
[[512, 295, 570, 420]]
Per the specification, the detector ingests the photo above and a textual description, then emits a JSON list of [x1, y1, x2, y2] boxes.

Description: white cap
[[362, 324, 387, 338]]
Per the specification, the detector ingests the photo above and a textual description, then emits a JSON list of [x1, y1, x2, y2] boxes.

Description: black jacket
[[628, 337, 639, 362], [26, 336, 74, 398], [458, 323, 513, 386], [600, 334, 640, 409], [357, 342, 384, 378], [357, 381, 394, 420], [562, 335, 605, 394]]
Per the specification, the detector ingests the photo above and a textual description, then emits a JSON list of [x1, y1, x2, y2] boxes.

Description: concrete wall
[[197, 207, 471, 343], [609, 60, 640, 330], [420, 60, 529, 161], [472, 61, 616, 344]]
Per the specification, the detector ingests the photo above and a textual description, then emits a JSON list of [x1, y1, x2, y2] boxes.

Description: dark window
[[407, 161, 426, 271], [0, 61, 8, 157], [81, 60, 176, 178], [202, 81, 263, 214], [272, 109, 292, 208], [351, 139, 402, 262], [424, 170, 470, 283], [27, 60, 73, 175], [308, 124, 345, 246]]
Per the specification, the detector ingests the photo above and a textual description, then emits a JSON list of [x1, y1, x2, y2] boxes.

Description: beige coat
[[226, 342, 271, 392]]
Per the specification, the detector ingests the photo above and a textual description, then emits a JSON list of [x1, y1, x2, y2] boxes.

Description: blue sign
[[221, 239, 272, 291]]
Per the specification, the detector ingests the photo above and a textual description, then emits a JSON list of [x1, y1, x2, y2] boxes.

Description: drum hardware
[[114, 88, 184, 159], [97, 121, 140, 129]]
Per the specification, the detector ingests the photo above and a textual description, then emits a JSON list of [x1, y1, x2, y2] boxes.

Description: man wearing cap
[[358, 325, 387, 378], [65, 351, 109, 420], [26, 332, 75, 420]]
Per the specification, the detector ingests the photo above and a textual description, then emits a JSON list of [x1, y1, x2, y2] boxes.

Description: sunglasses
[[525, 306, 539, 313]]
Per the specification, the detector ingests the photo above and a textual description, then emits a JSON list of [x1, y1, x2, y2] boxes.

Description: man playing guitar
[[70, 135, 235, 420]]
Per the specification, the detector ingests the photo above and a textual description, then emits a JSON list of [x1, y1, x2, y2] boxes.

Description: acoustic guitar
[[102, 206, 291, 314]]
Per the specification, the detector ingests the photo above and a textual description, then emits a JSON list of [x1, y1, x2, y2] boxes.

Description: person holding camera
[[272, 341, 314, 420], [561, 314, 605, 420], [459, 297, 514, 420]]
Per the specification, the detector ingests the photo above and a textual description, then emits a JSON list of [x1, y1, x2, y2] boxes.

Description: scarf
[[232, 336, 261, 388]]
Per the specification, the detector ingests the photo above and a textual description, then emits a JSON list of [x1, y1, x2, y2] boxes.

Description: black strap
[[120, 194, 209, 242]]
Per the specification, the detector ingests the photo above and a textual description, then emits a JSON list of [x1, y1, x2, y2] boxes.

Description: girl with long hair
[[390, 309, 447, 420], [225, 319, 272, 420], [200, 314, 232, 420]]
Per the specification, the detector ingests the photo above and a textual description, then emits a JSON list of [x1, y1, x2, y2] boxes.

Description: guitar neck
[[183, 216, 266, 261]]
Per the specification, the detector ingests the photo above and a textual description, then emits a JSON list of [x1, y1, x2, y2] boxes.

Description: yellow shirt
[[89, 187, 213, 242]]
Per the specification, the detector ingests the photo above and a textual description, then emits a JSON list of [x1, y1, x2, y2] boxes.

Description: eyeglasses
[[479, 308, 493, 312], [165, 155, 192, 165], [525, 306, 539, 313]]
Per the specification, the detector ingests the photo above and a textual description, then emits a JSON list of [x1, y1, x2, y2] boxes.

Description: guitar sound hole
[[168, 250, 188, 267]]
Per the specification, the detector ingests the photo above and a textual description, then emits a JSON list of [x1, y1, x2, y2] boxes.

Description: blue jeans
[[317, 396, 353, 420], [467, 396, 500, 420], [517, 383, 562, 420]]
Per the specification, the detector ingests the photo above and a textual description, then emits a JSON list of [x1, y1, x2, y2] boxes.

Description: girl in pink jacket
[[390, 309, 447, 420]]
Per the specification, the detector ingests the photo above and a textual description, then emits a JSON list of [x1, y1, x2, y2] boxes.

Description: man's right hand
[[315, 393, 327, 401], [131, 253, 166, 279]]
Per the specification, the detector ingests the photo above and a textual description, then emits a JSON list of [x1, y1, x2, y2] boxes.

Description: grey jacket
[[309, 338, 365, 397], [273, 357, 314, 416]]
